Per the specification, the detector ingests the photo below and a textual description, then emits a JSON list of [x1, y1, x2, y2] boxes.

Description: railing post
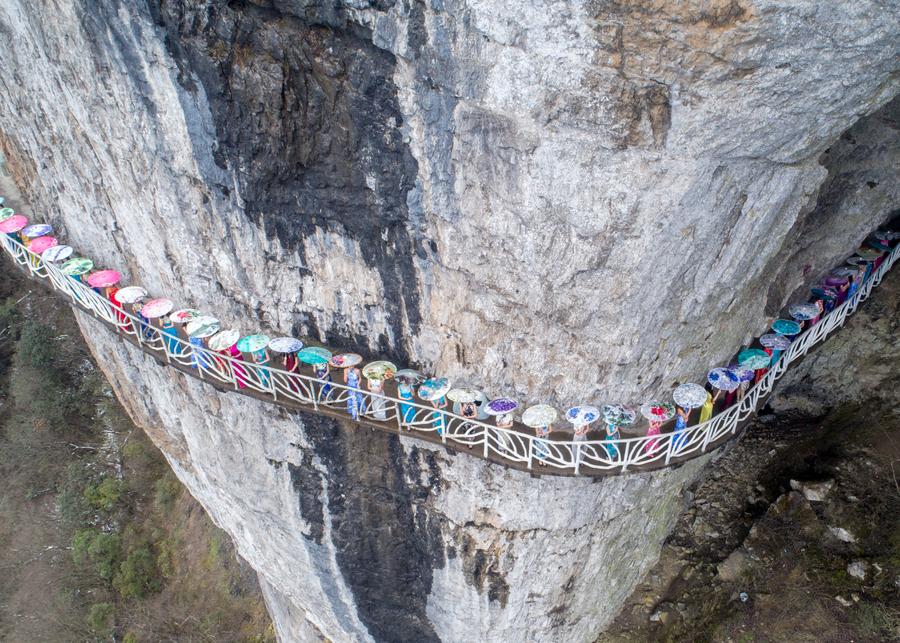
[[574, 443, 581, 475]]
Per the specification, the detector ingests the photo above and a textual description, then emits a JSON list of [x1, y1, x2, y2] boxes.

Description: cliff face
[[0, 1, 898, 640]]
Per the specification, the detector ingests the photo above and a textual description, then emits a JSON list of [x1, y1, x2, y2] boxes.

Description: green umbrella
[[738, 348, 770, 370], [236, 334, 271, 353], [60, 257, 94, 276], [297, 346, 332, 364]]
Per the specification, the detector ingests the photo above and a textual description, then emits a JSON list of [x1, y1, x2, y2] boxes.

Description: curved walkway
[[2, 234, 897, 477]]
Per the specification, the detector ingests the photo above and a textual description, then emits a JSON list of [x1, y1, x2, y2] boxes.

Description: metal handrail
[[2, 233, 896, 476]]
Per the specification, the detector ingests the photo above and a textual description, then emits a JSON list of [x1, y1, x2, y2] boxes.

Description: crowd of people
[[1, 198, 896, 466]]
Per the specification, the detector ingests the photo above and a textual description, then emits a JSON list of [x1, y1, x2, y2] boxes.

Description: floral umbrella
[[447, 387, 479, 403], [185, 316, 221, 338], [297, 346, 332, 364], [788, 303, 819, 321], [565, 405, 600, 425], [115, 286, 147, 304], [730, 365, 755, 382], [830, 267, 859, 278], [707, 367, 740, 391], [866, 238, 890, 252], [824, 275, 848, 288], [208, 329, 240, 352], [22, 223, 52, 239], [846, 256, 872, 267], [522, 404, 558, 428], [29, 236, 58, 254], [87, 270, 122, 289], [329, 353, 363, 368], [141, 297, 174, 319], [602, 404, 636, 427], [856, 247, 882, 260], [673, 383, 707, 409], [169, 309, 205, 325], [759, 333, 791, 350], [42, 244, 73, 263], [362, 360, 397, 381], [60, 257, 94, 276], [0, 215, 28, 233], [772, 318, 802, 336], [236, 334, 271, 353], [485, 398, 518, 416], [418, 377, 451, 401], [738, 348, 770, 369], [639, 401, 676, 422], [394, 368, 423, 384], [810, 287, 837, 301], [268, 337, 304, 354]]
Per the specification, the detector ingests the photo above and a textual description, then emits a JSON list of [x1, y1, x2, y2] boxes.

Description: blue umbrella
[[707, 368, 740, 391], [772, 319, 801, 336]]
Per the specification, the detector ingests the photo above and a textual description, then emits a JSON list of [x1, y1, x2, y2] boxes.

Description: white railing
[[2, 234, 897, 476]]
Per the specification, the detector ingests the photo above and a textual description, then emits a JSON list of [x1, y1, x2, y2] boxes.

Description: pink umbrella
[[140, 297, 174, 319], [29, 236, 58, 254], [87, 269, 122, 289], [0, 215, 28, 233]]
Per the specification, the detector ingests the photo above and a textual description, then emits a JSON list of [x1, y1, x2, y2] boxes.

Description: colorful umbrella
[[114, 286, 147, 304], [856, 247, 882, 260], [268, 337, 304, 354], [0, 215, 28, 233], [730, 365, 755, 382], [707, 368, 740, 391], [673, 383, 707, 409], [830, 267, 858, 278], [394, 368, 424, 384], [208, 329, 240, 351], [772, 318, 801, 336], [419, 377, 451, 401], [810, 287, 837, 301], [640, 401, 676, 422], [522, 404, 558, 428], [447, 387, 479, 403], [738, 348, 770, 369], [846, 256, 872, 267], [141, 297, 174, 319], [788, 303, 819, 321], [185, 316, 221, 338], [602, 404, 636, 427], [169, 309, 205, 325], [0, 207, 13, 221], [824, 276, 848, 288], [759, 333, 791, 350], [22, 223, 52, 238], [28, 236, 58, 254], [485, 398, 518, 416], [87, 269, 121, 289], [566, 405, 600, 425], [297, 346, 332, 364], [329, 353, 362, 368], [362, 360, 397, 381], [42, 244, 73, 263], [866, 238, 890, 252], [236, 334, 270, 353], [60, 257, 94, 276]]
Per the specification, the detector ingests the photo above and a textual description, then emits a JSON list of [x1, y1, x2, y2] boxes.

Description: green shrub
[[57, 463, 95, 529], [113, 546, 161, 599], [18, 321, 55, 368], [153, 474, 182, 512], [86, 602, 115, 635], [72, 529, 122, 581], [84, 476, 124, 512], [122, 633, 139, 643], [0, 297, 21, 334]]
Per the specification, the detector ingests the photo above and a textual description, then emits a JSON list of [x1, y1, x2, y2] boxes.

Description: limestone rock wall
[[0, 0, 897, 641]]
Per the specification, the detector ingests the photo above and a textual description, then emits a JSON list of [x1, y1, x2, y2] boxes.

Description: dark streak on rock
[[147, 0, 422, 365], [292, 409, 446, 641]]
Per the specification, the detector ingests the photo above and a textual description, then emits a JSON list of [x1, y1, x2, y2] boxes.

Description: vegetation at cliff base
[[0, 271, 274, 641]]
